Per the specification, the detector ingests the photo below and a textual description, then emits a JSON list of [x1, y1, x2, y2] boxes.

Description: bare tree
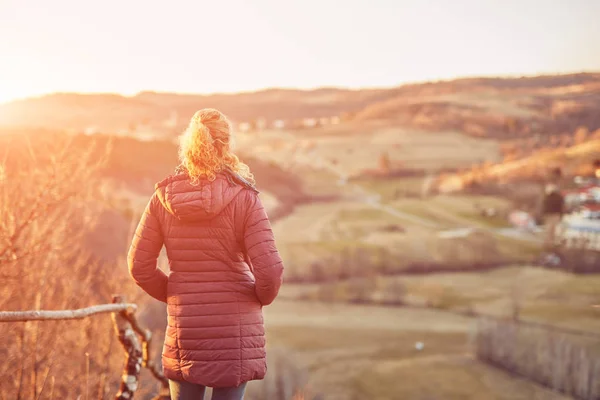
[[378, 151, 391, 174], [0, 132, 131, 399]]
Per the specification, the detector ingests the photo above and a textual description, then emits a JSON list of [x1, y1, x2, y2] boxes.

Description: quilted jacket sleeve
[[128, 193, 168, 303], [243, 191, 284, 306]]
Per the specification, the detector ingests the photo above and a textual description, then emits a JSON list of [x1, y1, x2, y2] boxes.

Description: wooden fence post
[[111, 295, 170, 400], [112, 295, 143, 400]]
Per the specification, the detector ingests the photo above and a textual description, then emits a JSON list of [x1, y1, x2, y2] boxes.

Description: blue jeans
[[168, 379, 247, 400]]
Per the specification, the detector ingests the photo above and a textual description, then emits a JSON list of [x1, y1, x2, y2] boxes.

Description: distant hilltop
[[1, 72, 599, 140]]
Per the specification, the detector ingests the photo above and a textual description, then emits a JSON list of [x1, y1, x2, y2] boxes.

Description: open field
[[237, 124, 501, 178], [271, 186, 538, 280], [233, 120, 546, 280], [281, 266, 600, 334], [263, 300, 571, 400], [269, 264, 600, 398]]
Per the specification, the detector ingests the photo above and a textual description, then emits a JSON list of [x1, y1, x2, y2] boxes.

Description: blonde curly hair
[[178, 108, 255, 185]]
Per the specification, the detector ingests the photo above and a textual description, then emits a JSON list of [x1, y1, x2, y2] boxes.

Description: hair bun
[[190, 118, 210, 138], [178, 108, 255, 185]]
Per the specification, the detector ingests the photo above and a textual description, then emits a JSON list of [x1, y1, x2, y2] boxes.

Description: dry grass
[[263, 300, 567, 400], [351, 356, 570, 400], [0, 133, 137, 399], [264, 300, 472, 333], [273, 264, 599, 399], [282, 266, 600, 333], [237, 123, 500, 181], [272, 190, 532, 281], [351, 176, 426, 201], [242, 122, 529, 279], [437, 139, 600, 193], [272, 202, 362, 243], [476, 319, 600, 400], [388, 194, 513, 228], [265, 300, 472, 399]]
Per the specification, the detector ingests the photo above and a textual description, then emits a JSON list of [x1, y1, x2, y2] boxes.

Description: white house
[[562, 184, 600, 208], [559, 210, 600, 251], [272, 119, 286, 129], [256, 118, 267, 131], [238, 122, 251, 132], [302, 118, 318, 128], [558, 181, 600, 250]]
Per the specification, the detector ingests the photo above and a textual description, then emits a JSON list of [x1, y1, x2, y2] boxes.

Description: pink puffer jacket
[[127, 172, 284, 388]]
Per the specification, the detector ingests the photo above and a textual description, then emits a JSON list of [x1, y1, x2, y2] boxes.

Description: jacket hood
[[155, 173, 247, 221]]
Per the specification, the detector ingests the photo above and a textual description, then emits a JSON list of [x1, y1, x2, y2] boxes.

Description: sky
[[0, 0, 599, 103]]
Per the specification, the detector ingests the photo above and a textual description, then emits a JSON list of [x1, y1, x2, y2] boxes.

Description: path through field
[[251, 129, 542, 243]]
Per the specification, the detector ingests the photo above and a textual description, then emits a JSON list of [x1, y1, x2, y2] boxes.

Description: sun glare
[[0, 84, 35, 104]]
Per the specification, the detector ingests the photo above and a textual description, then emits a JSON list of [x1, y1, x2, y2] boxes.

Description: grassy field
[[269, 266, 599, 399], [236, 124, 501, 179], [272, 188, 537, 280], [238, 122, 592, 399], [286, 125, 502, 175], [281, 266, 600, 334], [263, 300, 571, 400], [235, 122, 531, 279]]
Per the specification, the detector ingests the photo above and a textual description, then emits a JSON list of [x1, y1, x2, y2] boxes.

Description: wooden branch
[[0, 303, 137, 322], [123, 312, 169, 387], [0, 175, 56, 260], [112, 296, 143, 400], [0, 152, 90, 262], [0, 244, 54, 267], [112, 295, 170, 400]]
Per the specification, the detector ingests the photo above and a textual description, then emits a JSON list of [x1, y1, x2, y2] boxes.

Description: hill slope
[[1, 73, 599, 138]]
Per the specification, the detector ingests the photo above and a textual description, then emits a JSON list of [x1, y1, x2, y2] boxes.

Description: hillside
[[3, 82, 599, 400], [1, 73, 600, 139], [0, 88, 385, 132], [352, 73, 600, 138], [436, 138, 600, 194]]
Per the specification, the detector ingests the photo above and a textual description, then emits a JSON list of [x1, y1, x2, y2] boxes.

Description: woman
[[128, 108, 284, 400]]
